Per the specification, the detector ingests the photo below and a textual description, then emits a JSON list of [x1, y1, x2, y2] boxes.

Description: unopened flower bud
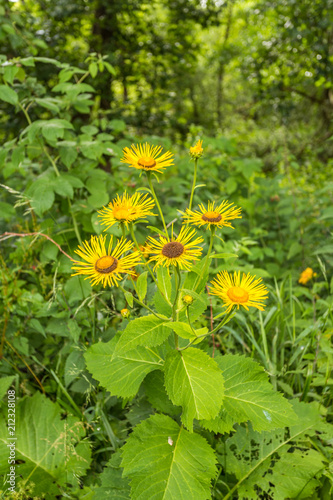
[[182, 294, 194, 305], [121, 308, 130, 319], [189, 139, 203, 159]]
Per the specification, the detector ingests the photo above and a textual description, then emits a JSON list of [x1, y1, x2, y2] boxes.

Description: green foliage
[[85, 336, 164, 398], [121, 414, 217, 500], [0, 392, 91, 497], [114, 315, 171, 353], [202, 355, 297, 433], [218, 401, 331, 499], [0, 4, 333, 498], [164, 348, 224, 431], [92, 451, 130, 499]]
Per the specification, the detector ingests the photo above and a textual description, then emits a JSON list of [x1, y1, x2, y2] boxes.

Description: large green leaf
[[0, 392, 91, 497], [221, 401, 328, 499], [85, 336, 164, 398], [202, 354, 297, 433], [136, 271, 148, 301], [0, 85, 18, 105], [26, 180, 55, 216], [114, 315, 171, 354], [0, 376, 15, 401], [121, 414, 217, 500], [156, 266, 172, 302], [164, 348, 224, 431]]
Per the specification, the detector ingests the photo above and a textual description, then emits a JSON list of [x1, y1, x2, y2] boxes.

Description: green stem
[[194, 227, 215, 292], [178, 309, 234, 351], [120, 223, 126, 239], [172, 266, 181, 320], [119, 284, 166, 320], [186, 305, 196, 336], [146, 172, 169, 239], [129, 224, 170, 303], [44, 147, 61, 177], [77, 71, 90, 85], [259, 310, 272, 372], [172, 266, 181, 348], [18, 102, 32, 125], [50, 369, 82, 419], [188, 158, 198, 211]]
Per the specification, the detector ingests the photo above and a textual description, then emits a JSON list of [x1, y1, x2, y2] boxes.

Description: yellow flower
[[121, 143, 174, 174], [98, 192, 156, 230], [147, 226, 203, 271], [72, 235, 141, 288], [121, 308, 131, 319], [182, 294, 194, 305], [189, 139, 203, 159], [182, 200, 242, 230], [209, 270, 268, 313], [299, 267, 316, 285]]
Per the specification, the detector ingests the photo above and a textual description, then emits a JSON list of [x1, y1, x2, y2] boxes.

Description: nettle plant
[[76, 141, 302, 499]]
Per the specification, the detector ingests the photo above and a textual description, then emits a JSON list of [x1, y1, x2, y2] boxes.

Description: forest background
[[0, 0, 333, 498]]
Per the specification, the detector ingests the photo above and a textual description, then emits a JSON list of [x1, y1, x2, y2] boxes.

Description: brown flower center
[[202, 211, 222, 223], [95, 256, 118, 274], [138, 156, 157, 169], [162, 242, 184, 259], [227, 286, 249, 304]]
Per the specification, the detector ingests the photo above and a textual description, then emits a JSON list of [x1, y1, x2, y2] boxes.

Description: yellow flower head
[[121, 143, 174, 174], [147, 226, 203, 271], [298, 267, 316, 285], [72, 235, 141, 288], [121, 308, 131, 319], [98, 191, 156, 230], [189, 139, 203, 159], [182, 294, 194, 305], [210, 270, 268, 313], [182, 200, 242, 230]]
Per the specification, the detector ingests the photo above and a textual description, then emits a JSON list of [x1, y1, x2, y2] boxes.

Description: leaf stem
[[188, 158, 198, 211], [120, 223, 126, 239], [194, 226, 215, 292], [18, 102, 32, 125], [129, 224, 168, 301], [146, 172, 169, 240], [173, 265, 181, 348], [177, 309, 234, 351]]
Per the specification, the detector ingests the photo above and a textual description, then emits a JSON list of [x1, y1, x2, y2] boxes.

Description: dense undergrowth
[[0, 53, 333, 500]]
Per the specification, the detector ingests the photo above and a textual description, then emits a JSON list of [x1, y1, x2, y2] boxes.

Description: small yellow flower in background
[[189, 139, 203, 159], [210, 270, 268, 313], [98, 192, 156, 230], [72, 235, 141, 288], [147, 226, 203, 271], [182, 294, 194, 305], [139, 243, 151, 259], [299, 267, 317, 285], [130, 268, 140, 281], [121, 308, 131, 319], [121, 143, 174, 173], [182, 200, 242, 230]]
